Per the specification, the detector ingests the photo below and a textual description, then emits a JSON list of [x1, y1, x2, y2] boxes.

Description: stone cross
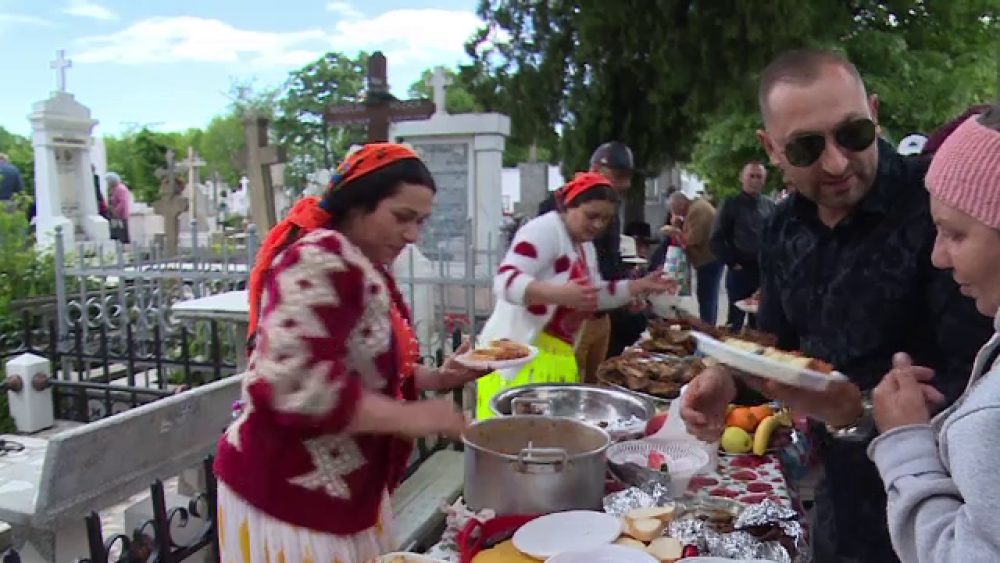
[[426, 66, 452, 115], [237, 117, 287, 231], [239, 176, 249, 191], [324, 51, 436, 142], [50, 50, 72, 92], [152, 188, 189, 257], [179, 147, 207, 220], [154, 149, 184, 195]]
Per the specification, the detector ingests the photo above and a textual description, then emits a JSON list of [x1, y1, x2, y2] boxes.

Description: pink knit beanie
[[925, 115, 1000, 230]]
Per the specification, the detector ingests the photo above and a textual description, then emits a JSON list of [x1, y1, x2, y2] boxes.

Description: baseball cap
[[590, 141, 634, 171]]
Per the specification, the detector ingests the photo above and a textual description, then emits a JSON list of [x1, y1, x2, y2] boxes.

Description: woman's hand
[[404, 398, 468, 439], [872, 353, 945, 433], [420, 340, 492, 391], [629, 271, 679, 297], [551, 280, 599, 311]]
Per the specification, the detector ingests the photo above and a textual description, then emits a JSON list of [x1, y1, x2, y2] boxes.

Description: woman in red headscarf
[[214, 144, 488, 562], [476, 172, 678, 418]]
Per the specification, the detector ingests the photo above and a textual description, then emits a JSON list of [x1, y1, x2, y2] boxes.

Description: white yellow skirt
[[217, 481, 395, 563]]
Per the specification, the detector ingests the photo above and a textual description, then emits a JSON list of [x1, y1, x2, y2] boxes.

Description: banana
[[753, 414, 784, 456]]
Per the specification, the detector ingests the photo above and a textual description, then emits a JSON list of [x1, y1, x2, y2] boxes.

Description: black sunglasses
[[783, 118, 878, 168]]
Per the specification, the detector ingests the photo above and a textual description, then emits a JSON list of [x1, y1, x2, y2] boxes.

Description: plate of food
[[734, 297, 759, 314], [456, 338, 538, 370], [597, 351, 707, 403], [690, 331, 847, 390]]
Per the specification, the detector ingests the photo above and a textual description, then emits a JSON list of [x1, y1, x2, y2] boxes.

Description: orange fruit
[[749, 404, 775, 424], [725, 407, 759, 434]]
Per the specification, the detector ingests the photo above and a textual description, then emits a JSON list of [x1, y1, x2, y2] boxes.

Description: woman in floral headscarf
[[215, 144, 488, 562]]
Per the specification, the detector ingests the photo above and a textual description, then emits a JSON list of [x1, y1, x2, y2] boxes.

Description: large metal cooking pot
[[462, 415, 611, 515], [490, 384, 655, 440]]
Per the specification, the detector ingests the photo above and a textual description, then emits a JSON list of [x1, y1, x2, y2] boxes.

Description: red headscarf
[[246, 143, 421, 348], [556, 171, 613, 206]]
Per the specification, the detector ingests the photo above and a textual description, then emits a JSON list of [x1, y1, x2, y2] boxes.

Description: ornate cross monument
[[50, 50, 72, 92], [324, 52, 436, 142]]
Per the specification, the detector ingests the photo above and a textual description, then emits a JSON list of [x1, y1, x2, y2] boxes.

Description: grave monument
[[390, 66, 511, 255], [29, 50, 110, 248], [234, 117, 286, 232]]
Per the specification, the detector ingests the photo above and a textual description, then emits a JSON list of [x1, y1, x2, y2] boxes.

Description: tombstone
[[127, 200, 165, 247], [152, 151, 189, 255], [179, 147, 209, 232], [517, 155, 549, 217], [390, 70, 510, 256], [29, 50, 110, 248], [392, 246, 436, 351], [151, 185, 188, 256], [235, 117, 286, 232]]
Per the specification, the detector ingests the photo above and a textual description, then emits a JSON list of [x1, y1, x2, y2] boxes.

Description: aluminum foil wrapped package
[[602, 487, 655, 516], [705, 531, 792, 563], [779, 519, 809, 561], [666, 517, 722, 552], [638, 481, 673, 506], [735, 499, 797, 528]]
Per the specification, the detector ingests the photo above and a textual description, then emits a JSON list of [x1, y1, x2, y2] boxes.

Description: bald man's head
[[741, 162, 767, 195]]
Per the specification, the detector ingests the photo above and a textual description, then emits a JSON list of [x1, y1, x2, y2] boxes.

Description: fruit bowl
[[607, 439, 710, 498], [720, 404, 792, 456]]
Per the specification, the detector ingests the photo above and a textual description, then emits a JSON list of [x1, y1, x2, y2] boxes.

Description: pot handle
[[511, 397, 555, 415], [516, 447, 569, 473]]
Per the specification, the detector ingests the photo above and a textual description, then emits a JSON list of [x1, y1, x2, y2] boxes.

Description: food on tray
[[722, 404, 793, 455], [645, 537, 683, 563], [597, 351, 706, 400], [677, 498, 742, 534], [614, 506, 684, 561], [722, 335, 835, 374], [468, 339, 532, 362]]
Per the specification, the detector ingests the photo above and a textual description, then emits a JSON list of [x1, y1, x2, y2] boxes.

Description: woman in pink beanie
[[868, 105, 1000, 562]]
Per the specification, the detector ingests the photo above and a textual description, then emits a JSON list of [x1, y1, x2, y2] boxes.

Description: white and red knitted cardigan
[[479, 210, 634, 350], [214, 228, 417, 535]]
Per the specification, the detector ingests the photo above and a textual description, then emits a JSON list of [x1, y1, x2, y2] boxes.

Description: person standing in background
[[710, 161, 776, 330], [107, 172, 132, 243], [0, 153, 25, 205], [663, 192, 721, 324]]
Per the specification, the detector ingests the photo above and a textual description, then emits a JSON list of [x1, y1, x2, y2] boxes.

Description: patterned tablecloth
[[422, 451, 806, 561]]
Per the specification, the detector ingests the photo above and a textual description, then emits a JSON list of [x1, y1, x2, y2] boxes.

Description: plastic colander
[[606, 439, 711, 498]]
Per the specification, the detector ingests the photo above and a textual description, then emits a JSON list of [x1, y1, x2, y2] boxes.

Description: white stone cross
[[239, 176, 250, 191], [50, 50, 72, 92], [426, 66, 452, 116], [179, 147, 207, 218]]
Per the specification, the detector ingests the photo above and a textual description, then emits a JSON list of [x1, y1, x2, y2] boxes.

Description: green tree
[[688, 1, 999, 197], [0, 127, 35, 197], [467, 0, 999, 213], [272, 52, 368, 192], [407, 67, 483, 114]]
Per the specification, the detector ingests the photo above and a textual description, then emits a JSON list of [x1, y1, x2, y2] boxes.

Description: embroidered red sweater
[[214, 229, 417, 535]]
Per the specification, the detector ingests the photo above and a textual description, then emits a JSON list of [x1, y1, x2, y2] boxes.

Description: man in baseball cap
[[537, 141, 636, 382]]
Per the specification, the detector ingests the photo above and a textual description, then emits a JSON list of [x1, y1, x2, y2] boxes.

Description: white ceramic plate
[[377, 553, 445, 563], [691, 332, 848, 391], [734, 299, 759, 314], [546, 544, 658, 563], [512, 510, 622, 559], [681, 558, 778, 562], [454, 344, 540, 371]]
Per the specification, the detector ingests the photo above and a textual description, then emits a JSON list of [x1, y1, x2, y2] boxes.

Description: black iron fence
[[1, 307, 241, 422]]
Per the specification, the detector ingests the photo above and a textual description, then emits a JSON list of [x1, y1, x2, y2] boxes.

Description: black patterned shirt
[[757, 140, 993, 403]]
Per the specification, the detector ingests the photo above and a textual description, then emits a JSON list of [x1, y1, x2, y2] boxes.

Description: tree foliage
[[467, 0, 1000, 207], [0, 127, 35, 197]]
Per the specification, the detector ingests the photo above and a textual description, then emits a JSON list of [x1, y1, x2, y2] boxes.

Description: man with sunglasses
[[679, 49, 993, 562], [538, 141, 635, 382]]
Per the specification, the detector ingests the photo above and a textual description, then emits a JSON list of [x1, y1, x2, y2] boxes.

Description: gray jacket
[[868, 309, 1000, 562]]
